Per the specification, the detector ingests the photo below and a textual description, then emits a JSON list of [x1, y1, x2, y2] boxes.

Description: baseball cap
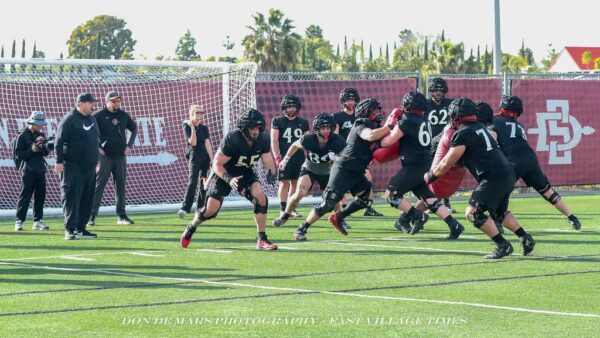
[[76, 93, 98, 103], [26, 111, 48, 126], [105, 91, 121, 101]]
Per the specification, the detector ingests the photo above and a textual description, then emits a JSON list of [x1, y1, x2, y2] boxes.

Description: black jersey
[[450, 122, 514, 183], [337, 119, 379, 173], [271, 115, 309, 154], [219, 129, 270, 176], [300, 133, 346, 175], [397, 113, 432, 166], [332, 111, 356, 140], [489, 116, 538, 165], [426, 97, 453, 138]]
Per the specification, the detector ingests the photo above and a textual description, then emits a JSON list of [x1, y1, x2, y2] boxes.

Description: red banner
[[511, 80, 600, 185], [256, 78, 418, 191]]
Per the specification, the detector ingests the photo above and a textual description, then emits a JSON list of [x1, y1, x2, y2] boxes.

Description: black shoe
[[117, 215, 134, 225], [87, 218, 95, 226], [568, 215, 581, 230], [363, 207, 383, 217], [64, 229, 76, 240], [294, 229, 307, 241], [485, 241, 514, 259], [394, 213, 412, 233], [74, 229, 97, 239], [180, 223, 197, 248], [520, 234, 536, 256], [447, 222, 465, 240], [410, 212, 429, 235]]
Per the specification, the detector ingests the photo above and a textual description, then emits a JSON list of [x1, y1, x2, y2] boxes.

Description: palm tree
[[242, 8, 301, 72]]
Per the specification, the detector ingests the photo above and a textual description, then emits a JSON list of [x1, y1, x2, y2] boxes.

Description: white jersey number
[[282, 128, 303, 143]]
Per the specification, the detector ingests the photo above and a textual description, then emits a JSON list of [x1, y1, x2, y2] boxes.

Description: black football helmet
[[401, 91, 428, 112], [449, 98, 478, 125], [427, 77, 448, 93], [339, 88, 360, 109], [475, 101, 494, 125], [280, 94, 302, 117], [355, 98, 384, 124], [312, 113, 335, 140], [499, 95, 523, 115], [238, 108, 265, 141]]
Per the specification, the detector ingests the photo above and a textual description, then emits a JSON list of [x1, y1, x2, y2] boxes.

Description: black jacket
[[93, 107, 137, 157], [15, 128, 48, 175], [55, 109, 99, 171]]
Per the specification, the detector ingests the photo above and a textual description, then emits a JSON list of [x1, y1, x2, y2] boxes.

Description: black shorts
[[205, 171, 259, 201], [387, 163, 435, 200], [299, 168, 329, 190], [514, 160, 550, 191], [279, 153, 304, 180], [327, 165, 371, 197], [469, 178, 514, 220]]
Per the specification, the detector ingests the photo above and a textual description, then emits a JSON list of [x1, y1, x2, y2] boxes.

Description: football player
[[180, 108, 279, 250], [426, 77, 455, 212], [488, 96, 581, 230], [271, 94, 310, 218], [381, 91, 464, 239], [333, 88, 383, 217], [274, 114, 346, 239], [295, 99, 392, 239], [426, 98, 536, 259]]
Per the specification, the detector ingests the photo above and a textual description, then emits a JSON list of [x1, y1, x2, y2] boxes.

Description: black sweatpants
[[61, 164, 96, 231], [181, 158, 210, 213], [15, 171, 46, 222]]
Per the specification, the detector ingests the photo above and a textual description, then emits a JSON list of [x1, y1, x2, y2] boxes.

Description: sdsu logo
[[342, 121, 353, 129], [528, 100, 595, 165]]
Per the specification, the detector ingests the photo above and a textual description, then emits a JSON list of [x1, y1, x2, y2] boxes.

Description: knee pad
[[425, 199, 444, 214], [197, 197, 223, 221], [495, 210, 510, 225], [314, 188, 339, 217], [253, 199, 268, 214], [466, 205, 488, 229], [386, 190, 403, 208], [537, 185, 561, 205], [354, 189, 371, 207]]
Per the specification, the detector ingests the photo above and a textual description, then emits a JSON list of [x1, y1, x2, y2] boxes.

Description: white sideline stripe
[[1, 260, 598, 319], [127, 252, 165, 257], [58, 256, 95, 261], [195, 249, 232, 253], [275, 246, 299, 250], [1, 251, 164, 262], [326, 241, 489, 255]]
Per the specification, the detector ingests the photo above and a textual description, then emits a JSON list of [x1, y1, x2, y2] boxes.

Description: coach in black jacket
[[14, 111, 51, 232], [55, 93, 100, 240], [89, 91, 138, 225]]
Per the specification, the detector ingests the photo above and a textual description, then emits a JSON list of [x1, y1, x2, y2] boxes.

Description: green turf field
[[1, 195, 599, 337]]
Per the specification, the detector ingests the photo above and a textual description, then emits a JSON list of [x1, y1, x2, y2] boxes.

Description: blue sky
[[1, 0, 598, 63]]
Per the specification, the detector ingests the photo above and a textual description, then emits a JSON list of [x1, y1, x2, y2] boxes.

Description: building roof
[[563, 47, 600, 70]]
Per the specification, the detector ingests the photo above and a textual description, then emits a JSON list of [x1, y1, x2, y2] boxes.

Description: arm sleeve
[[183, 125, 192, 144], [55, 116, 68, 164], [126, 114, 138, 146], [271, 117, 280, 130], [15, 132, 34, 163]]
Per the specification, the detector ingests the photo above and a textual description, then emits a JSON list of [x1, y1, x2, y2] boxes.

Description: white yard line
[[195, 249, 232, 253], [127, 252, 165, 257], [326, 241, 489, 255], [1, 260, 598, 319], [57, 256, 95, 261], [1, 251, 164, 262]]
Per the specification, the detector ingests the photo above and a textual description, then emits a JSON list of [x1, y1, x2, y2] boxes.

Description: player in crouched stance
[[295, 99, 393, 239], [426, 98, 535, 259], [272, 113, 346, 240], [180, 108, 279, 250]]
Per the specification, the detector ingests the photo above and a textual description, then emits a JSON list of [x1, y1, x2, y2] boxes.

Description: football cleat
[[394, 213, 412, 233], [447, 222, 465, 240], [294, 229, 307, 241], [257, 238, 278, 250], [180, 223, 197, 248], [328, 212, 348, 236], [410, 211, 429, 235], [485, 241, 514, 259], [273, 217, 287, 227], [520, 234, 536, 256], [568, 215, 581, 231]]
